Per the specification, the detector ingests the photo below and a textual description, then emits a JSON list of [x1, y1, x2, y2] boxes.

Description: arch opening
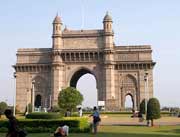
[[125, 94, 134, 111], [70, 68, 94, 87], [70, 68, 97, 108], [121, 74, 137, 111], [32, 76, 50, 109], [35, 94, 42, 107]]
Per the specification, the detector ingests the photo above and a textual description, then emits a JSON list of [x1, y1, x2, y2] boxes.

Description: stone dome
[[53, 14, 62, 24], [103, 12, 112, 22]]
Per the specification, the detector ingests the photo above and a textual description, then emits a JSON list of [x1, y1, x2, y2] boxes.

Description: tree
[[0, 102, 8, 118], [147, 98, 161, 126], [58, 87, 83, 113], [139, 99, 145, 114]]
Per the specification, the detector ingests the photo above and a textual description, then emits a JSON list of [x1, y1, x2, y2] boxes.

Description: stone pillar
[[104, 63, 116, 110], [51, 63, 64, 106], [133, 92, 137, 111]]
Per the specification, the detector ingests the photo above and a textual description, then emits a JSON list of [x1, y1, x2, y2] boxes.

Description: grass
[[0, 125, 180, 137], [1, 114, 180, 137]]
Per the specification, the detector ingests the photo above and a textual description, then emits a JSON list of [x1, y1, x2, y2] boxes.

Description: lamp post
[[120, 86, 123, 110], [26, 89, 29, 115], [32, 80, 35, 112], [49, 94, 52, 110], [144, 70, 149, 125], [13, 72, 16, 116]]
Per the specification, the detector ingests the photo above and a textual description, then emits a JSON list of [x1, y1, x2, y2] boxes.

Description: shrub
[[83, 111, 132, 115], [71, 112, 79, 117], [147, 98, 161, 126], [51, 105, 62, 112], [160, 111, 171, 116], [0, 102, 8, 118], [139, 99, 145, 114], [26, 112, 61, 119], [0, 118, 90, 133]]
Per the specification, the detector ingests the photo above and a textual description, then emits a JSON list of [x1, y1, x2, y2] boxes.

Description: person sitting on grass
[[54, 125, 69, 137]]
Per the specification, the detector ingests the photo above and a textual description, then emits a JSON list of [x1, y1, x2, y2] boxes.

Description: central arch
[[69, 68, 98, 107], [70, 68, 94, 87]]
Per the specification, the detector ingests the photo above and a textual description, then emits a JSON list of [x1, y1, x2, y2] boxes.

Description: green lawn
[[1, 125, 180, 137]]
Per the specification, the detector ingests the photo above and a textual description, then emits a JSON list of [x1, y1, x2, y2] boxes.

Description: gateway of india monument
[[13, 12, 155, 112]]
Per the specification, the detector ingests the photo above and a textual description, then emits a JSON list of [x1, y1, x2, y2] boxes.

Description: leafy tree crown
[[140, 99, 145, 114], [0, 102, 8, 115], [58, 87, 83, 112], [147, 98, 161, 120]]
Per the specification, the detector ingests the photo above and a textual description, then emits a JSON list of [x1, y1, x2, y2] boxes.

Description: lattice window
[[122, 75, 136, 89], [33, 76, 47, 93]]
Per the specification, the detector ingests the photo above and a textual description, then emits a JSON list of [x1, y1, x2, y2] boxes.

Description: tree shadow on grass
[[100, 132, 178, 137], [1, 132, 178, 137], [155, 128, 180, 135], [173, 129, 180, 134], [1, 130, 179, 137], [70, 132, 179, 137]]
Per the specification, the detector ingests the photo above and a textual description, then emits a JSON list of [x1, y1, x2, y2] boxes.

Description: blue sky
[[0, 0, 180, 107]]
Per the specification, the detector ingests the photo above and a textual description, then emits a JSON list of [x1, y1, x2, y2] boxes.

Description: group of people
[[3, 106, 101, 137], [64, 107, 83, 117]]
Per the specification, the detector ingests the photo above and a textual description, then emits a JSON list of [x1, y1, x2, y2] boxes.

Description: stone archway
[[120, 74, 138, 110], [124, 93, 134, 110], [69, 68, 98, 107], [32, 76, 49, 108], [14, 13, 155, 112], [70, 68, 96, 87]]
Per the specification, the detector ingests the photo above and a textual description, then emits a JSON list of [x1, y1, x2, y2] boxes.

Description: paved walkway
[[97, 115, 180, 126]]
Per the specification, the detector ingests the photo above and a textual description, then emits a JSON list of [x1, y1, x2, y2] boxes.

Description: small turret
[[103, 12, 114, 49], [103, 12, 113, 33], [52, 14, 63, 49], [52, 14, 62, 35]]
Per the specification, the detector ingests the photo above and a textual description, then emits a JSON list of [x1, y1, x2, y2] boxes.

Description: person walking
[[78, 107, 83, 117], [4, 109, 19, 137], [89, 106, 101, 134], [64, 109, 71, 117]]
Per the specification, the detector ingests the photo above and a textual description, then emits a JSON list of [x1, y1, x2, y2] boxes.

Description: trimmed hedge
[[84, 111, 172, 115], [26, 112, 62, 119], [0, 118, 90, 133], [83, 111, 133, 115], [160, 111, 171, 116]]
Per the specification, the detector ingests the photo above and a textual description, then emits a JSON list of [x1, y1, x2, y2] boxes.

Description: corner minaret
[[51, 14, 64, 106], [52, 14, 63, 49], [103, 12, 113, 33], [102, 12, 115, 110], [103, 12, 114, 49]]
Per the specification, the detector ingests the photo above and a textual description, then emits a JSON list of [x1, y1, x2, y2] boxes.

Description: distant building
[[13, 12, 155, 112]]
